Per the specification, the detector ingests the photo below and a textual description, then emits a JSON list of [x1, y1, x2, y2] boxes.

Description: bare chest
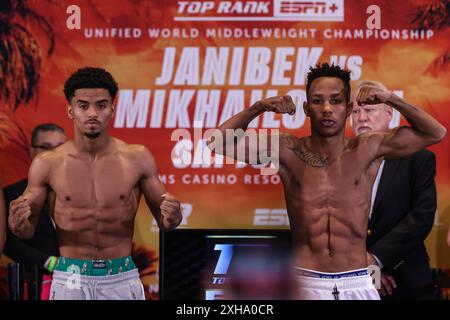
[[49, 155, 141, 207], [281, 153, 377, 205]]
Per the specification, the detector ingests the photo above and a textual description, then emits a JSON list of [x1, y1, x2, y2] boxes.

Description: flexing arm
[[207, 96, 296, 164], [139, 147, 182, 232], [357, 86, 446, 159], [8, 154, 50, 239]]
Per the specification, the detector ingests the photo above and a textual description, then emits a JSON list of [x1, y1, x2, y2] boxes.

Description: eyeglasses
[[32, 143, 64, 150]]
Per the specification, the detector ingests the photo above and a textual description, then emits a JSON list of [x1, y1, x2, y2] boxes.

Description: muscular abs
[[279, 138, 378, 272], [49, 151, 141, 259]]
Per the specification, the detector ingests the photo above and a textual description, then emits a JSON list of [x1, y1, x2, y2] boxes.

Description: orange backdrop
[[0, 0, 449, 298]]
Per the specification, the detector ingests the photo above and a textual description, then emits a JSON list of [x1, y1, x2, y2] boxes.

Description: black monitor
[[160, 229, 292, 300]]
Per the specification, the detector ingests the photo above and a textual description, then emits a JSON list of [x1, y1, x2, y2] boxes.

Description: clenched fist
[[356, 85, 392, 106], [160, 193, 182, 230], [258, 95, 296, 115], [9, 194, 32, 234]]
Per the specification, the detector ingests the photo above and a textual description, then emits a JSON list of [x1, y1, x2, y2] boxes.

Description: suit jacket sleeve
[[369, 152, 437, 270], [4, 230, 50, 266], [3, 184, 50, 267]]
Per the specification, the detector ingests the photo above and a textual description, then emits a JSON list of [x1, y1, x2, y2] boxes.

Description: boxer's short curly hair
[[306, 63, 351, 102], [64, 67, 118, 102]]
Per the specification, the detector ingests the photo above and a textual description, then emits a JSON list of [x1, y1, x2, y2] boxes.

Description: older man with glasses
[[30, 124, 67, 154]]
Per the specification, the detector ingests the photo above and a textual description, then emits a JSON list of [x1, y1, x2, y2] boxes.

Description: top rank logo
[[175, 0, 344, 21]]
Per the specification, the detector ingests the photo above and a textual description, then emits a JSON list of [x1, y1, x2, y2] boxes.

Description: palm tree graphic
[[0, 0, 54, 150], [412, 0, 449, 75]]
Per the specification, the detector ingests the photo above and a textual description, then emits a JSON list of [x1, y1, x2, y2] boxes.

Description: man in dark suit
[[3, 123, 66, 299], [351, 80, 437, 300]]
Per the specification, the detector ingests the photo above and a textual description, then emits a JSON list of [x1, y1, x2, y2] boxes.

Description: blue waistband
[[294, 267, 369, 279]]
